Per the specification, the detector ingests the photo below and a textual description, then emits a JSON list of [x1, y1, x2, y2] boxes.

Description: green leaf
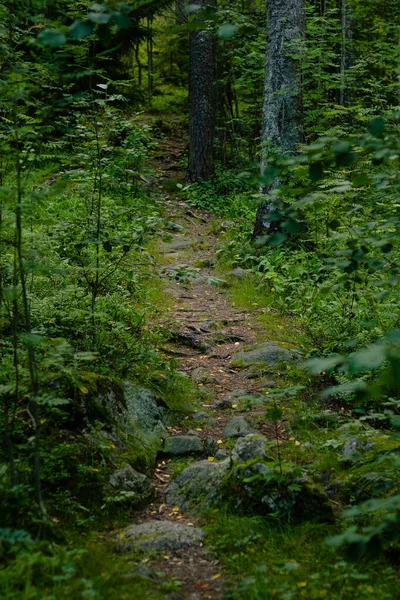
[[306, 354, 343, 374], [38, 29, 67, 48], [218, 24, 238, 39], [266, 406, 283, 421], [368, 117, 385, 136], [22, 333, 45, 347], [268, 232, 287, 247], [309, 162, 324, 183], [69, 20, 93, 39]]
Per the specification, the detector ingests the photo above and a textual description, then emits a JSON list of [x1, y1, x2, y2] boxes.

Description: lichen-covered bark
[[253, 0, 305, 238], [186, 1, 215, 182]]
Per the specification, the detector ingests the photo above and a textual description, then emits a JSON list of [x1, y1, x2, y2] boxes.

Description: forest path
[[128, 117, 284, 599]]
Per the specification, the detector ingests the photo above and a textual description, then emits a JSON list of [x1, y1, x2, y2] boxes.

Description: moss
[[219, 459, 334, 522]]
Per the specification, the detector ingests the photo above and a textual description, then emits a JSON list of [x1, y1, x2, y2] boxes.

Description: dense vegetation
[[1, 0, 400, 598]]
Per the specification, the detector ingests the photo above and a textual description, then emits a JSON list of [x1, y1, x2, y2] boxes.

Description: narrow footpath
[[117, 119, 290, 599]]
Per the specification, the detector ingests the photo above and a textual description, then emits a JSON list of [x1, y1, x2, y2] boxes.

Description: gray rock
[[106, 465, 153, 505], [165, 459, 231, 512], [227, 267, 248, 279], [161, 237, 197, 252], [212, 389, 248, 409], [193, 411, 217, 425], [186, 429, 200, 437], [215, 449, 228, 460], [341, 437, 373, 460], [204, 436, 217, 455], [190, 367, 218, 384], [259, 380, 277, 390], [224, 416, 255, 439], [163, 435, 204, 456], [231, 342, 299, 367], [120, 521, 204, 552], [232, 434, 268, 462], [212, 398, 233, 410], [124, 382, 167, 437]]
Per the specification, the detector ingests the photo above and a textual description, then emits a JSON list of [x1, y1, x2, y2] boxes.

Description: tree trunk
[[186, 1, 215, 182], [253, 0, 305, 238], [339, 0, 353, 107]]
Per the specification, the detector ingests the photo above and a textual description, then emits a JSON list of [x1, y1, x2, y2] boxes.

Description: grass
[[224, 274, 308, 348], [0, 534, 177, 600], [204, 513, 400, 599]]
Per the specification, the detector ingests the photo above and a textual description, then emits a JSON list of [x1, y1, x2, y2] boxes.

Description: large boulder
[[165, 459, 231, 512], [219, 461, 333, 522], [118, 521, 204, 552], [231, 342, 299, 368], [224, 416, 255, 439], [106, 465, 153, 506], [163, 435, 204, 456]]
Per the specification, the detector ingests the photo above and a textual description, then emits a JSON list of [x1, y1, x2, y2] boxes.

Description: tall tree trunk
[[339, 0, 353, 107], [186, 1, 215, 182], [253, 0, 305, 238]]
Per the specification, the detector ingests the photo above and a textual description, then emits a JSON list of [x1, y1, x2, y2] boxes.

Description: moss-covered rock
[[164, 459, 231, 512], [219, 461, 334, 522]]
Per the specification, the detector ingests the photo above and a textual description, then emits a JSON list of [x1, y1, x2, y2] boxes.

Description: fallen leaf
[[208, 456, 215, 462], [212, 573, 222, 579], [196, 583, 208, 589], [297, 582, 308, 588], [217, 439, 223, 444]]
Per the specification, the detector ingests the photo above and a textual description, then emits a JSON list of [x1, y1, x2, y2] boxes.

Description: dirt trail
[[129, 119, 282, 599]]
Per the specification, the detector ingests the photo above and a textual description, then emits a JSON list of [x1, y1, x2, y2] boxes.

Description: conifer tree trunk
[[339, 0, 353, 107], [186, 1, 215, 182], [253, 0, 305, 238]]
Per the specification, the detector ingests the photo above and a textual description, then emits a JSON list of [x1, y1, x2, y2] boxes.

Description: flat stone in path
[[231, 342, 299, 367], [163, 435, 204, 456], [161, 237, 197, 252], [119, 521, 204, 551], [224, 416, 255, 439]]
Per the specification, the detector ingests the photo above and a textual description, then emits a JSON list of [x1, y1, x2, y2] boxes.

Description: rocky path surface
[[116, 119, 293, 599]]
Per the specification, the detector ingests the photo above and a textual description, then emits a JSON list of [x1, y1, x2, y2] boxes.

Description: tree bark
[[339, 0, 353, 107], [186, 1, 215, 182], [253, 0, 305, 238]]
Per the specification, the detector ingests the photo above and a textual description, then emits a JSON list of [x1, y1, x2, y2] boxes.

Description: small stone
[[186, 429, 200, 437], [204, 436, 217, 455], [212, 389, 248, 410], [259, 380, 277, 389], [191, 367, 218, 385], [163, 435, 204, 456], [107, 465, 153, 505], [224, 416, 255, 439], [341, 437, 374, 460], [215, 449, 228, 460], [227, 267, 248, 279], [232, 434, 268, 462], [212, 398, 233, 410], [120, 521, 204, 552], [193, 411, 217, 424], [231, 342, 300, 367]]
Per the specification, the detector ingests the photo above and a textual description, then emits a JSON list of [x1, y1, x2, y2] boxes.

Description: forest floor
[[125, 118, 292, 599]]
